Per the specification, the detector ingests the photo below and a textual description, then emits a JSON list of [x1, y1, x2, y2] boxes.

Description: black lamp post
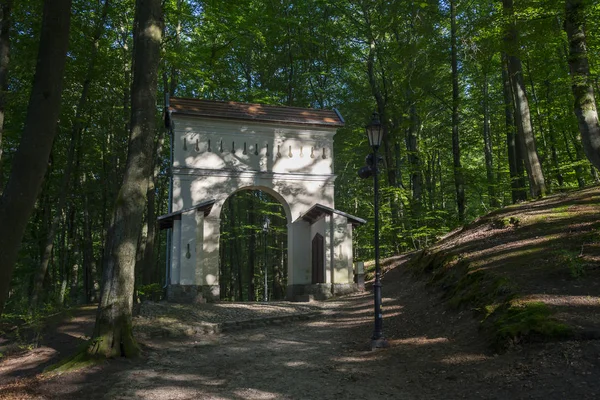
[[364, 112, 389, 350], [262, 216, 270, 302]]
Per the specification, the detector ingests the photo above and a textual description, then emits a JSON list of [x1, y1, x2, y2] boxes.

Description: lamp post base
[[370, 337, 390, 351]]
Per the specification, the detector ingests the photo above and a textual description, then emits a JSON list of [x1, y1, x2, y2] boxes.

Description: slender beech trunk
[[89, 0, 162, 358], [525, 58, 549, 169], [366, 37, 401, 232], [247, 193, 256, 301], [0, 0, 10, 184], [545, 81, 564, 187], [425, 154, 435, 211], [138, 71, 169, 286], [482, 70, 498, 207], [169, 0, 182, 96], [438, 151, 445, 209], [139, 169, 158, 285], [67, 205, 79, 304], [561, 128, 585, 187], [403, 7, 422, 209], [450, 0, 465, 222], [228, 202, 235, 300], [0, 0, 71, 317], [407, 101, 422, 204], [234, 199, 243, 300], [565, 0, 600, 171], [503, 0, 546, 198], [82, 173, 95, 303], [286, 33, 294, 106], [29, 0, 110, 311], [502, 53, 526, 203]]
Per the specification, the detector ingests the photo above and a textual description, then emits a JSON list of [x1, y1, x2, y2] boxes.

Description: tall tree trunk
[[139, 173, 157, 285], [450, 0, 465, 222], [437, 151, 443, 209], [525, 58, 549, 175], [366, 38, 401, 230], [0, 0, 71, 317], [545, 81, 564, 187], [67, 205, 79, 304], [29, 0, 110, 311], [561, 128, 585, 187], [138, 79, 166, 285], [502, 53, 526, 203], [89, 0, 162, 358], [482, 70, 498, 207], [425, 154, 435, 211], [233, 199, 243, 300], [0, 0, 10, 185], [406, 101, 422, 204], [565, 0, 600, 171], [82, 173, 95, 303], [247, 193, 256, 301], [503, 0, 546, 198], [228, 201, 235, 300]]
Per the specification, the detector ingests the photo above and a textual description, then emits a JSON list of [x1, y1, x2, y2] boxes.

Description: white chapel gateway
[[158, 98, 365, 302]]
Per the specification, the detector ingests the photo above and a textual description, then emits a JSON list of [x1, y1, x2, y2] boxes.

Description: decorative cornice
[[173, 168, 337, 182]]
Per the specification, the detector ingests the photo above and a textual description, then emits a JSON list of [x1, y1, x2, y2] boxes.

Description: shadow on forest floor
[[1, 187, 600, 399]]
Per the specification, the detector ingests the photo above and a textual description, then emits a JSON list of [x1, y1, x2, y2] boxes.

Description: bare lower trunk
[[502, 53, 526, 203], [89, 0, 162, 358], [482, 71, 497, 207], [29, 0, 109, 311], [503, 0, 546, 198], [82, 174, 95, 303], [545, 81, 564, 187], [565, 0, 600, 171], [450, 0, 465, 222], [247, 193, 256, 301], [138, 122, 165, 285], [0, 0, 11, 181], [0, 0, 71, 317], [407, 101, 422, 204]]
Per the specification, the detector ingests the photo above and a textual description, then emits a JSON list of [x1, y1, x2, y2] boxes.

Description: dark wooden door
[[312, 233, 324, 284]]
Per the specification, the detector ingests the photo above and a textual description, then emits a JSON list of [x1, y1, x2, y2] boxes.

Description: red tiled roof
[[169, 97, 344, 128]]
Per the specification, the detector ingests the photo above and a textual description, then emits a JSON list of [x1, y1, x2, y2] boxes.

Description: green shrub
[[489, 301, 571, 350], [555, 249, 586, 278], [138, 283, 164, 302]]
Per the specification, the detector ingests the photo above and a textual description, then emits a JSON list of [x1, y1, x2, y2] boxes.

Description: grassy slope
[[405, 186, 600, 351]]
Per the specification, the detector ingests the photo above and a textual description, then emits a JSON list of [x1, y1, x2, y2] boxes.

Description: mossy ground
[[484, 301, 572, 350], [44, 344, 103, 374]]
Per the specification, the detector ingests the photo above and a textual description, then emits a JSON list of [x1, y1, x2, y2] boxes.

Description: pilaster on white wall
[[346, 223, 354, 283], [171, 219, 181, 284], [202, 216, 221, 289], [333, 213, 353, 284], [289, 220, 311, 285], [179, 210, 197, 285], [324, 214, 333, 284], [287, 221, 295, 289], [195, 211, 205, 286]]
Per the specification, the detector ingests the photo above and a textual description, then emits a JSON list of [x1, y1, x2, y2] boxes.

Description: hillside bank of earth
[[406, 186, 600, 350]]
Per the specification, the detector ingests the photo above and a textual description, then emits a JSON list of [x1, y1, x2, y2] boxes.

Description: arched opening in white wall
[[219, 188, 288, 302], [158, 97, 366, 303]]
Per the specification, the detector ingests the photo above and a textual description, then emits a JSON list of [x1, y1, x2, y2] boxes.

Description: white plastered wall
[[332, 215, 354, 284]]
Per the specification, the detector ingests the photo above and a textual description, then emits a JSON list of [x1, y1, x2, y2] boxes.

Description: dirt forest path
[[4, 257, 600, 399]]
